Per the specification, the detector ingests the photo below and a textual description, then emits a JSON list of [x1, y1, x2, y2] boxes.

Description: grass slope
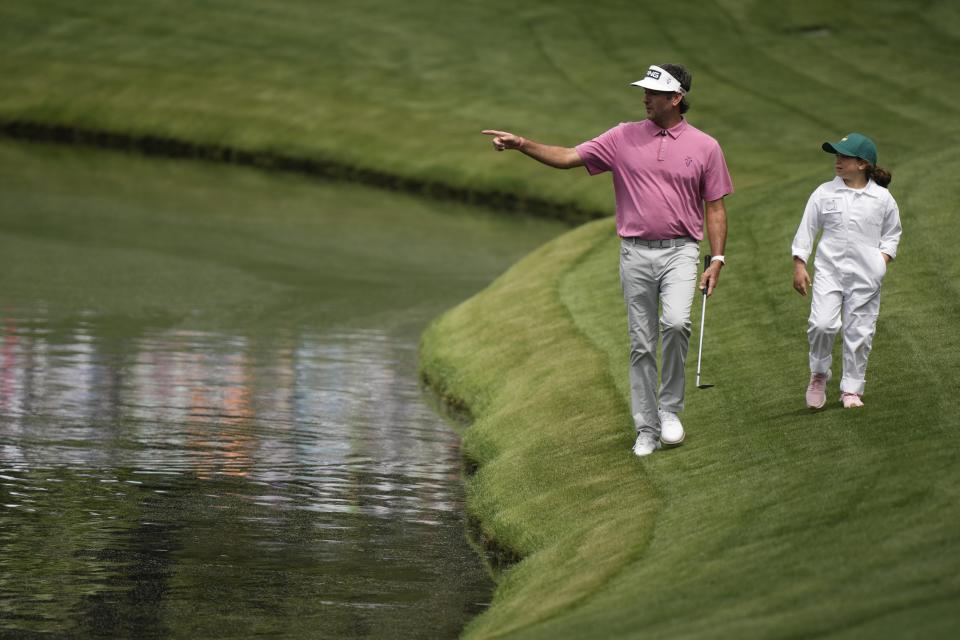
[[4, 1, 957, 219], [418, 2, 960, 639], [2, 0, 960, 637], [423, 155, 960, 637]]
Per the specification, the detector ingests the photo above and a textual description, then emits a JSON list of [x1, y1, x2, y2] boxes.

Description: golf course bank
[[3, 0, 960, 638], [418, 5, 960, 639], [421, 166, 960, 638]]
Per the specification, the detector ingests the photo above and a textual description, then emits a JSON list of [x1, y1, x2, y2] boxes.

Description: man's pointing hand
[[482, 130, 525, 151]]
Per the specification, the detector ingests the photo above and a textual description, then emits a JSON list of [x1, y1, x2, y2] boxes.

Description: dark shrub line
[[1, 119, 604, 226]]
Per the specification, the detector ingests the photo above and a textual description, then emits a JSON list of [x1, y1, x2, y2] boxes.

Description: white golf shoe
[[657, 409, 685, 446], [632, 432, 661, 457]]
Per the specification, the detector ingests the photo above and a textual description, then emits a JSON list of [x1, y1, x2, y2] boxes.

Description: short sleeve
[[575, 124, 623, 176], [701, 142, 733, 202]]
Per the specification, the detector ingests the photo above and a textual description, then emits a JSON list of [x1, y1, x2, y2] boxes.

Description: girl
[[791, 133, 902, 409]]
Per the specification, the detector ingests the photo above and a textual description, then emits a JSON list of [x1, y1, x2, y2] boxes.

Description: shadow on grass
[[767, 404, 844, 421]]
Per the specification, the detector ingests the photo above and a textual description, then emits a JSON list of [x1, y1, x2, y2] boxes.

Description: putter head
[[697, 383, 714, 389]]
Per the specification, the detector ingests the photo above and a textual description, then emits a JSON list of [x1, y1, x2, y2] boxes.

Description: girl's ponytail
[[867, 164, 892, 188]]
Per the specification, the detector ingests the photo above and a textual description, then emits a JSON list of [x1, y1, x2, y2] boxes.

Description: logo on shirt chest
[[684, 157, 693, 167], [822, 197, 842, 213]]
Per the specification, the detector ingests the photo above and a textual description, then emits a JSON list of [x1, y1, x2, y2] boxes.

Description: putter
[[695, 255, 714, 389]]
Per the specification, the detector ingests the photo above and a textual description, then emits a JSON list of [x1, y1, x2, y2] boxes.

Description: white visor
[[631, 65, 687, 95]]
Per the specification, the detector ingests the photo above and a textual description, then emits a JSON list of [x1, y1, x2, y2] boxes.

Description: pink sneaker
[[805, 372, 830, 409], [841, 392, 864, 408]]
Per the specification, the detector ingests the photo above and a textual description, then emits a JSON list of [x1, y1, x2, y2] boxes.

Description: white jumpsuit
[[792, 176, 902, 395]]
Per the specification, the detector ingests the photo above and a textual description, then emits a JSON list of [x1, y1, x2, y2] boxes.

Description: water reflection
[[0, 138, 567, 638], [0, 309, 491, 638]]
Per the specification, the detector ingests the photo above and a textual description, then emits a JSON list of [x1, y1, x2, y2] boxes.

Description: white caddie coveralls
[[792, 176, 902, 395]]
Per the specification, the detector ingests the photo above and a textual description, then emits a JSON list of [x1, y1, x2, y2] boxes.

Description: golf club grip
[[702, 255, 711, 294]]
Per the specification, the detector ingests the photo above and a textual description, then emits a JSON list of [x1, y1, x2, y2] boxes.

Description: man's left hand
[[699, 262, 722, 297]]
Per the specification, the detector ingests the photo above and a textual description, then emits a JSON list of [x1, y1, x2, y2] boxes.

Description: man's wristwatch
[[710, 255, 725, 265]]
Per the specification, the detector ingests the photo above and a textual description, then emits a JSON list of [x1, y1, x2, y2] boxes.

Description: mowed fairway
[[3, 1, 960, 638]]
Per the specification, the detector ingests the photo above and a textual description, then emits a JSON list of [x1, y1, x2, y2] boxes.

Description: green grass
[[3, 0, 960, 637], [415, 2, 960, 639], [423, 156, 960, 638], [4, 1, 956, 219]]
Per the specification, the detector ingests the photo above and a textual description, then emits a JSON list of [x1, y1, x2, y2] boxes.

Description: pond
[[0, 140, 565, 638]]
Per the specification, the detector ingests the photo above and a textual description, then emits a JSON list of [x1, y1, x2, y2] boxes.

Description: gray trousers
[[619, 238, 699, 434]]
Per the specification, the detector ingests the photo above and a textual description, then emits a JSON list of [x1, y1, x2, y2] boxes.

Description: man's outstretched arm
[[481, 129, 584, 169]]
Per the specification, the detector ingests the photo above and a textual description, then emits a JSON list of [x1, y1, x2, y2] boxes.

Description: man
[[482, 63, 732, 457]]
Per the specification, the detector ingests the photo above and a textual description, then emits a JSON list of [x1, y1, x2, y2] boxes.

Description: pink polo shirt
[[576, 119, 733, 240]]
